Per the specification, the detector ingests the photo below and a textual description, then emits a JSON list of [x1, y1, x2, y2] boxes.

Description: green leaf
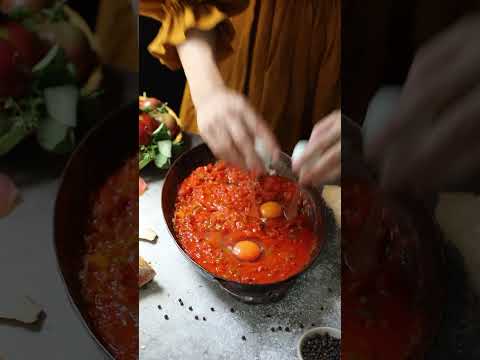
[[139, 156, 151, 170], [157, 140, 172, 158], [40, 1, 67, 23], [7, 7, 35, 22], [32, 45, 59, 72], [34, 48, 76, 89], [3, 98, 20, 112], [1, 97, 45, 152], [154, 152, 169, 169], [172, 141, 184, 156], [151, 123, 170, 141], [0, 121, 32, 156], [51, 127, 75, 154], [36, 117, 69, 151], [44, 85, 79, 127], [139, 147, 155, 170], [0, 113, 12, 136]]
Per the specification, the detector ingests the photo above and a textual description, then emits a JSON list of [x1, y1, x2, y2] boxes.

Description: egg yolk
[[260, 201, 283, 219], [232, 240, 262, 262]]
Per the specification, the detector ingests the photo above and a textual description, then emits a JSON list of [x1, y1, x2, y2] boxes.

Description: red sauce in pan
[[81, 157, 138, 360], [342, 179, 438, 360], [173, 161, 319, 284]]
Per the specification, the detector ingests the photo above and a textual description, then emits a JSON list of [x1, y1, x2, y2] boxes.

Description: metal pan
[[54, 102, 137, 359], [161, 143, 338, 304], [342, 115, 446, 358]]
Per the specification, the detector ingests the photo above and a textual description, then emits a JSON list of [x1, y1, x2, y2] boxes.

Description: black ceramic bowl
[[162, 143, 338, 304], [54, 102, 137, 359]]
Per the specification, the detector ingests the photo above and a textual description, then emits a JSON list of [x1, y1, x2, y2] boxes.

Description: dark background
[[67, 1, 97, 28], [139, 17, 186, 113]]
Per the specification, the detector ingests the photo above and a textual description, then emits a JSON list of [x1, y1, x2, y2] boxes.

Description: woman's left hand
[[292, 110, 341, 187]]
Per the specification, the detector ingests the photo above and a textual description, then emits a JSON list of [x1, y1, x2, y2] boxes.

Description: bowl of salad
[[139, 94, 184, 170], [0, 0, 101, 156]]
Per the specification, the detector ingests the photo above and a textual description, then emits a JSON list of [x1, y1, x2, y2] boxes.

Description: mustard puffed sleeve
[[140, 0, 248, 70]]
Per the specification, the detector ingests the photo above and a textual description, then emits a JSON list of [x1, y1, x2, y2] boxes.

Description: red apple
[[139, 112, 159, 146], [33, 21, 96, 82], [0, 39, 28, 98], [0, 21, 47, 67], [139, 177, 148, 196], [139, 96, 161, 112], [1, 0, 54, 14]]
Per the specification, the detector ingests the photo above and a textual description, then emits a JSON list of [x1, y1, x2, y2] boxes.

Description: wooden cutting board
[[322, 185, 341, 228]]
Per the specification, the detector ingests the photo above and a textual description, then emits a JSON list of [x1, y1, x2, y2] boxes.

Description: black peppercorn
[[300, 333, 340, 360]]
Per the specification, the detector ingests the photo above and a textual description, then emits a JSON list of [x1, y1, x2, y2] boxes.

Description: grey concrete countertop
[[0, 166, 108, 360], [139, 149, 341, 360], [0, 69, 136, 360]]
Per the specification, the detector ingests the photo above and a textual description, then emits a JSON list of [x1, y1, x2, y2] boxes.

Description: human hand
[[292, 110, 341, 187], [196, 86, 280, 172], [366, 15, 480, 191], [0, 173, 18, 218]]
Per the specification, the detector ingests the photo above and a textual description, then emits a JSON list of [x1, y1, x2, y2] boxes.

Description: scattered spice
[[241, 336, 246, 341], [164, 315, 169, 320], [157, 305, 162, 310], [195, 315, 199, 320], [188, 306, 193, 311], [211, 307, 215, 312]]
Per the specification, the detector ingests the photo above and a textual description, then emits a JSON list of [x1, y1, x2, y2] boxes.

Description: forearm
[[177, 29, 224, 108]]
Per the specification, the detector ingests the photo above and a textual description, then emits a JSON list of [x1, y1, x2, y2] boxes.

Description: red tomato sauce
[[342, 179, 432, 360], [81, 157, 138, 360], [173, 161, 319, 284]]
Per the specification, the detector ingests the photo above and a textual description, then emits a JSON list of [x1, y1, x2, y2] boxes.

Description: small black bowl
[[162, 143, 338, 304]]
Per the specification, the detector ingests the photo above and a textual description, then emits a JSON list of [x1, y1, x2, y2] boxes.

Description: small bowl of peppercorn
[[297, 326, 341, 360]]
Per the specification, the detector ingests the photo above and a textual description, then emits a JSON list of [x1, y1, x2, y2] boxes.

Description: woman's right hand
[[176, 28, 279, 171], [196, 86, 280, 172]]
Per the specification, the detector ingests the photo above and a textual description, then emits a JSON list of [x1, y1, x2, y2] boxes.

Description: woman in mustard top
[[140, 0, 341, 187]]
